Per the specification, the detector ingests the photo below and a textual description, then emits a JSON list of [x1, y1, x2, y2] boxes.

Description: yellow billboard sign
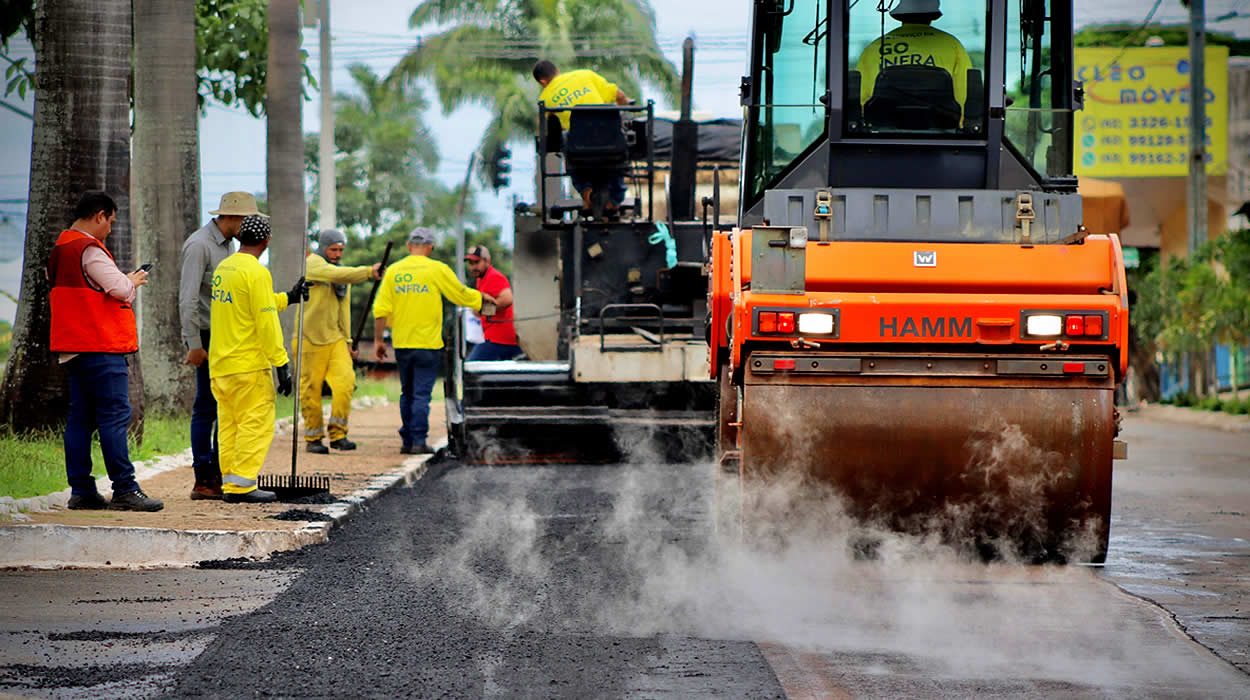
[[1073, 46, 1228, 178]]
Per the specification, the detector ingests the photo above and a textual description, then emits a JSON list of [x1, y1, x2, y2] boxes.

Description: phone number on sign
[[1126, 116, 1214, 130], [1128, 152, 1187, 165]]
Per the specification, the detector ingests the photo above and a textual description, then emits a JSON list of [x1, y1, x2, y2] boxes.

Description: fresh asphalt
[[1, 414, 1248, 698]]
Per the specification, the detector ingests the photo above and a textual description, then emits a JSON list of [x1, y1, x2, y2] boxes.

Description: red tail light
[[759, 312, 777, 333], [1083, 314, 1103, 336], [1063, 362, 1085, 374], [773, 358, 796, 370], [778, 312, 795, 333], [1065, 315, 1085, 336]]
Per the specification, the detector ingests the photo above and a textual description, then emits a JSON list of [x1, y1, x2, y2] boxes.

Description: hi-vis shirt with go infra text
[[538, 69, 620, 131], [371, 254, 482, 350], [856, 23, 972, 118], [208, 252, 290, 379]]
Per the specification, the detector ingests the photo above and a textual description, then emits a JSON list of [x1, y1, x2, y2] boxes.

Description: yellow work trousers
[[299, 339, 356, 443], [211, 369, 276, 495]]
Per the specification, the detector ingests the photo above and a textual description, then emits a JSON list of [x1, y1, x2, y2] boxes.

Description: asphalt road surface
[[1, 414, 1248, 698]]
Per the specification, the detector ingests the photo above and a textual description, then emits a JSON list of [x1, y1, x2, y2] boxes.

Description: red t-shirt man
[[465, 245, 522, 361]]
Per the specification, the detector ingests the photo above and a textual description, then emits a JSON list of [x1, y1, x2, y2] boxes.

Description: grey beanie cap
[[318, 228, 347, 253]]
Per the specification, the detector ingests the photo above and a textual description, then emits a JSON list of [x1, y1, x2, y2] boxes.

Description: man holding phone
[[49, 191, 163, 511], [178, 191, 256, 500]]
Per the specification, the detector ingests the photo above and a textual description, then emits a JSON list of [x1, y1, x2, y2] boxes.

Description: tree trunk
[[267, 0, 306, 350], [133, 0, 200, 415], [0, 0, 143, 437]]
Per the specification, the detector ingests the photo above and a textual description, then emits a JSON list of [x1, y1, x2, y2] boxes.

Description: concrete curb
[[1130, 403, 1250, 433], [0, 444, 440, 570]]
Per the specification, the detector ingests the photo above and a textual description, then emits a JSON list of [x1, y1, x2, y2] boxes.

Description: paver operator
[[178, 191, 257, 501], [209, 214, 311, 504], [297, 228, 383, 455], [373, 228, 494, 454], [533, 59, 632, 213]]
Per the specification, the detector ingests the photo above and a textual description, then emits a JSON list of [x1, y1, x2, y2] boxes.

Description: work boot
[[222, 488, 278, 504], [306, 440, 330, 454], [401, 442, 434, 455], [329, 438, 356, 451], [110, 489, 165, 512], [189, 480, 223, 500], [67, 492, 110, 510]]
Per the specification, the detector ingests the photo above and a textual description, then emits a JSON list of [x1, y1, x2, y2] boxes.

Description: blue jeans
[[468, 341, 523, 361], [190, 330, 220, 482], [568, 169, 627, 206], [64, 353, 138, 496], [395, 348, 441, 447]]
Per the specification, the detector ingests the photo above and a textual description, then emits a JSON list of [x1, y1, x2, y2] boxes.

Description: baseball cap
[[464, 245, 490, 262], [408, 227, 434, 245]]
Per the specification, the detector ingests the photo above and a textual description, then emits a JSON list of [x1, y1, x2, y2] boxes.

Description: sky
[[1, 0, 1249, 324]]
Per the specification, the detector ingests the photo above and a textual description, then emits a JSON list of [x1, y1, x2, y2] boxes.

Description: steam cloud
[[402, 427, 1227, 693]]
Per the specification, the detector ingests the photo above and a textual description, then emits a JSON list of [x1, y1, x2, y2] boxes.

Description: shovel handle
[[352, 240, 395, 353]]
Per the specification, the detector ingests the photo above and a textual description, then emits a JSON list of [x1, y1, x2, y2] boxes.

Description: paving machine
[[709, 0, 1128, 562], [445, 45, 738, 463]]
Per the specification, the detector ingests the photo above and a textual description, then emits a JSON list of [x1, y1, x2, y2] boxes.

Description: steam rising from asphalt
[[402, 431, 1206, 691]]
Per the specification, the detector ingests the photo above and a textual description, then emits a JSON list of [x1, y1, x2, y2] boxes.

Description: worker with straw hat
[[179, 191, 258, 501], [209, 214, 310, 504]]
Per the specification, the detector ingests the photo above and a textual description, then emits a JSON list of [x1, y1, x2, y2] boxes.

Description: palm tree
[[389, 0, 679, 184], [134, 0, 201, 415], [306, 63, 441, 236], [0, 0, 142, 434], [267, 0, 305, 349]]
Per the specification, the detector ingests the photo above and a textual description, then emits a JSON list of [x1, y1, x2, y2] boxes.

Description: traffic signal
[[491, 146, 512, 191]]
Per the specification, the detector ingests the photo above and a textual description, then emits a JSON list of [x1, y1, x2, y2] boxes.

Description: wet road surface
[[1, 414, 1247, 698]]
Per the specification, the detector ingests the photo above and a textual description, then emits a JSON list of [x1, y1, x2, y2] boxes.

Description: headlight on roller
[[798, 312, 834, 335], [1025, 314, 1063, 337]]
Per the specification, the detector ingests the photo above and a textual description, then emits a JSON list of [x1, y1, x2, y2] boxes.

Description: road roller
[[708, 0, 1128, 562]]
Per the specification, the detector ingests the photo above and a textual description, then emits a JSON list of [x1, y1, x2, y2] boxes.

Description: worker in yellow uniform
[[856, 0, 972, 124], [372, 228, 494, 455], [210, 215, 311, 503], [298, 229, 382, 454], [532, 59, 631, 213]]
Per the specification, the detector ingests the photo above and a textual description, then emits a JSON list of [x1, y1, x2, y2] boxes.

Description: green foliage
[[306, 64, 441, 235], [389, 0, 679, 185], [196, 0, 315, 116], [0, 413, 188, 500], [1074, 25, 1250, 56], [0, 0, 33, 98], [1223, 398, 1248, 415], [0, 319, 11, 365], [1198, 395, 1223, 411], [1136, 230, 1250, 398], [1, 0, 314, 109]]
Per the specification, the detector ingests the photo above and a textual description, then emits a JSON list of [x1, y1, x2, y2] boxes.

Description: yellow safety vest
[[371, 254, 482, 350], [538, 69, 621, 130], [209, 252, 290, 378], [857, 24, 973, 119], [296, 253, 374, 346]]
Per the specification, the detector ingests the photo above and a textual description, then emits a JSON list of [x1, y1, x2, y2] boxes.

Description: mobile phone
[[137, 263, 153, 273]]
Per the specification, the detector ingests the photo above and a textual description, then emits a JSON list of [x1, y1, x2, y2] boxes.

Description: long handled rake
[[260, 242, 331, 499]]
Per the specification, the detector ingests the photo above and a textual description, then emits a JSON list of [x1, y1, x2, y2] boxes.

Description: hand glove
[[287, 276, 311, 303], [275, 364, 293, 396]]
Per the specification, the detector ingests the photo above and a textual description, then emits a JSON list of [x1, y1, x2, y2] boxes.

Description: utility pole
[[317, 0, 335, 231], [1187, 0, 1206, 256], [453, 153, 477, 282]]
